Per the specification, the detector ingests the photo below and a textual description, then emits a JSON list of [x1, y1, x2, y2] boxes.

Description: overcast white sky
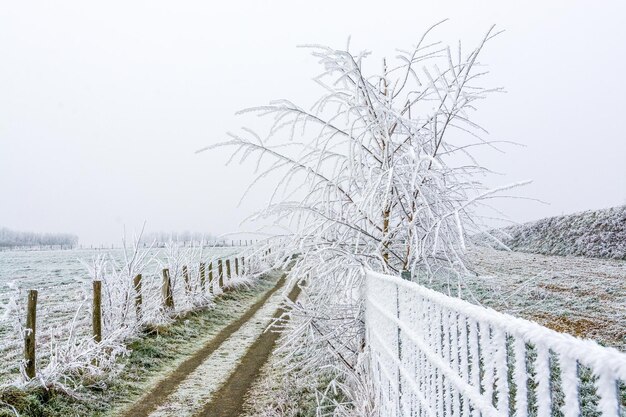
[[1, 1, 625, 245]]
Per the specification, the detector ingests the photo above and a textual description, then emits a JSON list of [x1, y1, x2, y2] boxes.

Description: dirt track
[[195, 283, 301, 417], [120, 273, 294, 417]]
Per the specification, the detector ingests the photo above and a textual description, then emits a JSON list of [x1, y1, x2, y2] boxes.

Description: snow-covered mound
[[475, 205, 626, 259]]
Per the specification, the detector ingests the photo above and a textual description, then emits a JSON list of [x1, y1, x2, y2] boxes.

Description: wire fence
[[364, 269, 626, 417], [0, 247, 274, 388]]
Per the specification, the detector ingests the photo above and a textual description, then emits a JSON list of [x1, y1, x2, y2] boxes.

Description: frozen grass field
[[425, 246, 625, 351], [0, 247, 238, 384]]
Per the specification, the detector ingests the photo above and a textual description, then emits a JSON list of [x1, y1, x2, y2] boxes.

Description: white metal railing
[[364, 270, 626, 417]]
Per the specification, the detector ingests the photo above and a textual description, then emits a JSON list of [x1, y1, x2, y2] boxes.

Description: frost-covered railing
[[364, 270, 626, 417]]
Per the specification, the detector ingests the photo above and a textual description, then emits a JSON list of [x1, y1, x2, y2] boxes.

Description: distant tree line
[[0, 227, 79, 248], [142, 231, 216, 245]]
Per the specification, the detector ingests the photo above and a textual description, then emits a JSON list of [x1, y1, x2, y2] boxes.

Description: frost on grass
[[146, 269, 287, 417], [424, 246, 625, 351], [240, 311, 352, 417]]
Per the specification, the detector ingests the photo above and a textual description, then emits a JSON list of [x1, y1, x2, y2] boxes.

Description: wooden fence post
[[226, 259, 231, 281], [218, 259, 224, 289], [162, 268, 174, 310], [208, 262, 213, 292], [183, 265, 191, 295], [241, 256, 245, 274], [234, 257, 239, 276], [24, 289, 37, 380], [93, 281, 102, 343], [199, 262, 206, 291], [134, 274, 142, 320]]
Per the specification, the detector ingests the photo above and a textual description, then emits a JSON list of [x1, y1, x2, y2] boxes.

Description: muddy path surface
[[194, 283, 301, 417], [121, 273, 290, 417]]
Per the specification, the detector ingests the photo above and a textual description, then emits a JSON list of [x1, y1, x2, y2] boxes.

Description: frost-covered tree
[[201, 23, 522, 415], [204, 23, 522, 278]]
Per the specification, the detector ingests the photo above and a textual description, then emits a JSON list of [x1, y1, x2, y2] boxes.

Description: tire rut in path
[[194, 282, 301, 417], [121, 275, 287, 417]]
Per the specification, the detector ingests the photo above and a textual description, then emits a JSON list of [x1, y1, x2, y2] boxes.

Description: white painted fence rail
[[364, 270, 626, 417]]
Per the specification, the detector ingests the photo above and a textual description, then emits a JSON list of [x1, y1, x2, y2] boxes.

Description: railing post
[[93, 280, 102, 343], [24, 289, 37, 380], [199, 262, 206, 291], [226, 259, 231, 281], [234, 257, 239, 276], [133, 274, 142, 321], [162, 268, 174, 310], [396, 281, 403, 415]]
